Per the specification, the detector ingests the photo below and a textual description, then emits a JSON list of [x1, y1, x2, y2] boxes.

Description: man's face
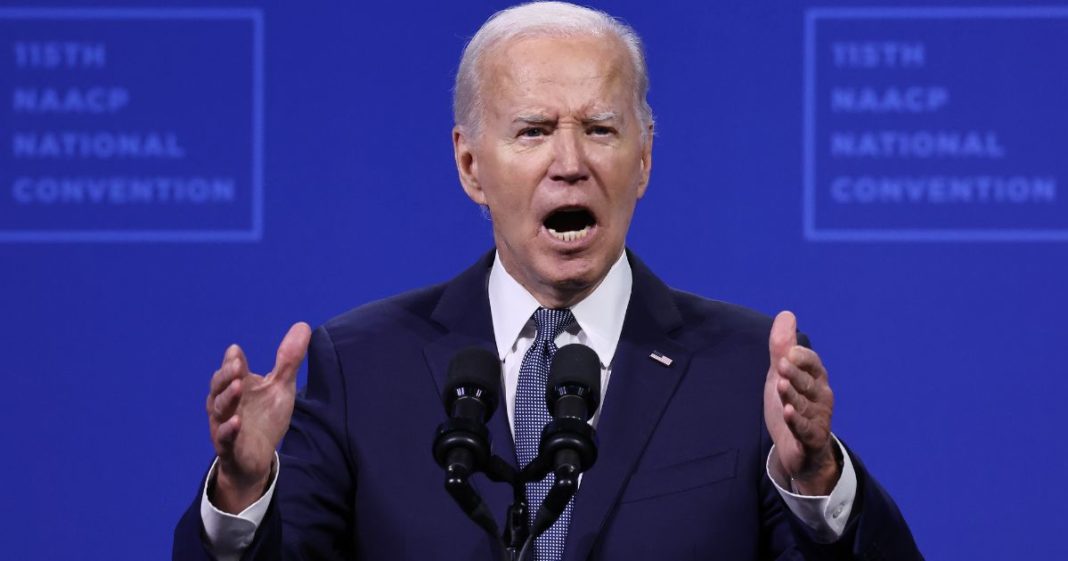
[[454, 33, 653, 307]]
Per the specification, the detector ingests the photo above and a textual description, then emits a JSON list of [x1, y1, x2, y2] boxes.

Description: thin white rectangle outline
[[0, 7, 264, 243], [803, 6, 1068, 242]]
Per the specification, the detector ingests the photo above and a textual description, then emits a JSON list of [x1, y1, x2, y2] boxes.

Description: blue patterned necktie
[[515, 308, 577, 561]]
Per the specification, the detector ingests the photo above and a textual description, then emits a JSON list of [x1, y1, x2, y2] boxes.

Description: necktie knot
[[532, 308, 575, 348]]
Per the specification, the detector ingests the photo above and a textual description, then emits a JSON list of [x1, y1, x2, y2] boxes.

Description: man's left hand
[[764, 311, 840, 496]]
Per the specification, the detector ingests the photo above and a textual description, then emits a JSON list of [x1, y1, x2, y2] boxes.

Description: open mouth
[[543, 207, 597, 242]]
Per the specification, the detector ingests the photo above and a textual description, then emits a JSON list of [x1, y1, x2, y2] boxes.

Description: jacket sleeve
[[757, 424, 922, 560]]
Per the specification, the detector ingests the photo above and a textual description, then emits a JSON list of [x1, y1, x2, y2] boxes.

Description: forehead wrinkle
[[509, 72, 630, 123], [498, 35, 630, 88], [479, 34, 641, 131]]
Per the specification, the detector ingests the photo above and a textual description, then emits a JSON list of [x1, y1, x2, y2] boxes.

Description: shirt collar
[[488, 250, 632, 368]]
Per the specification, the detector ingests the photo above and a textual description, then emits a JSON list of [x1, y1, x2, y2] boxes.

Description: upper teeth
[[548, 226, 590, 242]]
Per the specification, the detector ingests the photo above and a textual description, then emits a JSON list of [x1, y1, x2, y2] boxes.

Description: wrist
[[789, 445, 843, 496], [211, 462, 273, 514]]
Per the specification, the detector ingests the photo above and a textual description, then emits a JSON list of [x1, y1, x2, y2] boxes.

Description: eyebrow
[[582, 111, 620, 123], [513, 114, 554, 125], [511, 111, 622, 125]]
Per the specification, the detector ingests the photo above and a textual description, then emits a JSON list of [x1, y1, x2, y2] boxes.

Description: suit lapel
[[422, 250, 518, 531], [563, 252, 693, 561]]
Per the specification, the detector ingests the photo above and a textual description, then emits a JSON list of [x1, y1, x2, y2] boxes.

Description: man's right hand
[[206, 322, 312, 514]]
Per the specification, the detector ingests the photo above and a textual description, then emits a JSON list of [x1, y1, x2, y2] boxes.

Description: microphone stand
[[483, 455, 529, 561], [443, 450, 576, 561]]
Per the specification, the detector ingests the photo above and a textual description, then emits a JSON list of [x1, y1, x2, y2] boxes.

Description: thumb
[[769, 311, 798, 363], [272, 322, 312, 384]]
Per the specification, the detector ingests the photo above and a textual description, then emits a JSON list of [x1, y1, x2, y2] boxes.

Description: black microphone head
[[444, 347, 500, 420], [547, 344, 601, 417]]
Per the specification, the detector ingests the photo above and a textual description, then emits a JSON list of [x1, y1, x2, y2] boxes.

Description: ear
[[636, 123, 654, 199], [453, 126, 486, 205]]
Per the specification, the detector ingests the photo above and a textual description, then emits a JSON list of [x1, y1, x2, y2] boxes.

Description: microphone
[[432, 347, 501, 538], [434, 347, 499, 478], [547, 343, 601, 424], [528, 344, 601, 540], [444, 347, 500, 423]]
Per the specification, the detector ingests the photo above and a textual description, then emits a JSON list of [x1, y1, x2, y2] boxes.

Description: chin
[[539, 252, 607, 291]]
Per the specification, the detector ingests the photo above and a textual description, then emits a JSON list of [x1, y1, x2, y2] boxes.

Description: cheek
[[485, 155, 544, 209], [589, 141, 643, 177], [600, 164, 645, 207]]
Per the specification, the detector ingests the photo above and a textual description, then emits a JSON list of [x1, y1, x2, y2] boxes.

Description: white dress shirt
[[201, 251, 857, 559]]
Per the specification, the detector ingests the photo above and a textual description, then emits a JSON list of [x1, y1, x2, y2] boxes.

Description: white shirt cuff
[[199, 453, 279, 561], [765, 435, 856, 543]]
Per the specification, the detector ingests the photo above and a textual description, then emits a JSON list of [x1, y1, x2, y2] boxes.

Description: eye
[[587, 125, 615, 136], [518, 127, 548, 138]]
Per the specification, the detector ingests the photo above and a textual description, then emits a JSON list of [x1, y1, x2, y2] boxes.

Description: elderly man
[[175, 2, 920, 560]]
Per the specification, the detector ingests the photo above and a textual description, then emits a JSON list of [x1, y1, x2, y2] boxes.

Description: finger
[[271, 322, 312, 384], [209, 360, 239, 398], [210, 352, 248, 397], [211, 344, 247, 393], [786, 345, 828, 381], [777, 377, 812, 417], [780, 375, 833, 426], [215, 415, 241, 451], [778, 357, 820, 401], [783, 403, 824, 448], [769, 311, 798, 363], [219, 343, 244, 368], [230, 345, 248, 376], [220, 343, 235, 366], [212, 377, 243, 421]]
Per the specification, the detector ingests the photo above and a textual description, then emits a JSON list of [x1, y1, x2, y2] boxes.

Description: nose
[[548, 127, 589, 185]]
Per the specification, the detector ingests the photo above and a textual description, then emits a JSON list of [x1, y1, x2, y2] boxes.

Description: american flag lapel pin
[[649, 350, 673, 367]]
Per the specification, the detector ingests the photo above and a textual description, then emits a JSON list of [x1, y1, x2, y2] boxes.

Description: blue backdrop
[[2, 1, 1066, 559]]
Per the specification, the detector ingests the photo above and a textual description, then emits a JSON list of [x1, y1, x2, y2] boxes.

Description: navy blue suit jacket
[[175, 250, 921, 560]]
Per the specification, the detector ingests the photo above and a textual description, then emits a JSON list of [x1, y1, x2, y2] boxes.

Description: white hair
[[453, 1, 654, 137]]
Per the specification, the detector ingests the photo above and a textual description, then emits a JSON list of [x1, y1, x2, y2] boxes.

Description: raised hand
[[763, 311, 839, 495], [206, 322, 312, 513]]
